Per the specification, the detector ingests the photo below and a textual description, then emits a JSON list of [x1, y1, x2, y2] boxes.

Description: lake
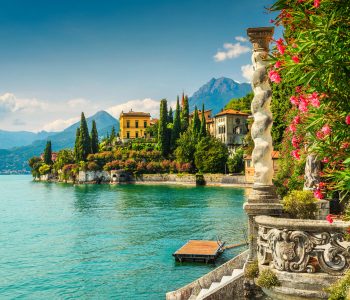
[[0, 175, 248, 299]]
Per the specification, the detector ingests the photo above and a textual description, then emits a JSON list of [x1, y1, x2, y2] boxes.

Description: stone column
[[244, 27, 282, 263]]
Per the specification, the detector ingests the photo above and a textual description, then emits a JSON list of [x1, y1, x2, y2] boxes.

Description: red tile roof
[[215, 109, 250, 117]]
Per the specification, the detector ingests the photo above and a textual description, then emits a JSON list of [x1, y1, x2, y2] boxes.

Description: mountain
[[0, 130, 56, 149], [0, 111, 119, 174], [189, 77, 251, 114]]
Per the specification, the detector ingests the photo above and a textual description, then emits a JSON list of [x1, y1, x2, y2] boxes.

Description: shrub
[[245, 260, 259, 280], [179, 162, 192, 173], [146, 162, 162, 173], [62, 164, 79, 180], [136, 161, 147, 173], [87, 161, 100, 171], [39, 163, 51, 175], [325, 269, 350, 300], [282, 190, 318, 219], [227, 148, 245, 173], [256, 269, 280, 289], [124, 159, 137, 172], [104, 160, 124, 171]]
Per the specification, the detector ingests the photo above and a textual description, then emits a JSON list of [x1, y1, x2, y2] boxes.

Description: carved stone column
[[244, 27, 282, 263]]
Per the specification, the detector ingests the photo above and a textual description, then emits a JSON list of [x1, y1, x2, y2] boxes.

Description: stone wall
[[166, 250, 248, 300], [77, 171, 111, 183]]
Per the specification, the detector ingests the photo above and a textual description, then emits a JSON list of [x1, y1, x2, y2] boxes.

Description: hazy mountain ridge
[[189, 77, 251, 114]]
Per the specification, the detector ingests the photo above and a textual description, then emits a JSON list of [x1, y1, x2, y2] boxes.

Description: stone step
[[208, 282, 220, 292], [188, 295, 197, 300], [232, 268, 243, 277], [196, 288, 209, 299], [220, 275, 232, 284]]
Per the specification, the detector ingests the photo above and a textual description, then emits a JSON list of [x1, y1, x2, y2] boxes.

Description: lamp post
[[244, 27, 282, 263]]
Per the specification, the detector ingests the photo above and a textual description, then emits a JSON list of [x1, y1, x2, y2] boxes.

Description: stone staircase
[[188, 268, 244, 300]]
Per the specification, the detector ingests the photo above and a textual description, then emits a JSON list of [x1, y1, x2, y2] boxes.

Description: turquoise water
[[0, 175, 248, 299]]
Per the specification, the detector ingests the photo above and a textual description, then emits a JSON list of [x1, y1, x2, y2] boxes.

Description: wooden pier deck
[[173, 240, 225, 263]]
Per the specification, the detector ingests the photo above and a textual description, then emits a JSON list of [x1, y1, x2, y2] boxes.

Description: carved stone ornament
[[257, 226, 350, 275]]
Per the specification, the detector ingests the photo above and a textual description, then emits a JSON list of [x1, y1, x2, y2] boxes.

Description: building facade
[[119, 110, 151, 142], [213, 109, 249, 148]]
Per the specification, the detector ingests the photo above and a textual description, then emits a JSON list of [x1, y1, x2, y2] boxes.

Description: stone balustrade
[[255, 216, 350, 276]]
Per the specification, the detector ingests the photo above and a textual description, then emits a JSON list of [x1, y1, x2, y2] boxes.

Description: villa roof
[[244, 151, 280, 160], [215, 109, 250, 117], [120, 110, 151, 117], [189, 109, 212, 116]]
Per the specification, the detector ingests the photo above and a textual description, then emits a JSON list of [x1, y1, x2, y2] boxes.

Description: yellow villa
[[119, 110, 151, 142]]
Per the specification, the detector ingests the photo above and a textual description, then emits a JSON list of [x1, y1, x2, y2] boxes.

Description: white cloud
[[106, 98, 160, 119], [67, 98, 90, 108], [241, 64, 254, 82], [0, 93, 47, 115], [42, 117, 80, 132], [235, 36, 248, 42], [214, 43, 250, 62]]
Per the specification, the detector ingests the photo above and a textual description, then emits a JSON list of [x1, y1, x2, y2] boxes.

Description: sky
[[0, 0, 280, 132]]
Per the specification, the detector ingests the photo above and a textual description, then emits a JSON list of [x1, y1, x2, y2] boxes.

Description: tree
[[28, 156, 43, 178], [43, 140, 53, 165], [199, 103, 207, 138], [225, 92, 253, 114], [74, 127, 81, 162], [194, 136, 228, 173], [158, 99, 170, 156], [53, 149, 75, 173], [171, 98, 181, 150], [90, 120, 99, 154], [110, 126, 116, 142], [192, 106, 201, 137], [78, 112, 91, 161], [168, 107, 173, 123], [227, 148, 245, 173], [181, 94, 189, 132], [175, 129, 197, 165]]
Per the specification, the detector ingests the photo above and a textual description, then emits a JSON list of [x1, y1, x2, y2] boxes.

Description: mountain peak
[[189, 77, 251, 114]]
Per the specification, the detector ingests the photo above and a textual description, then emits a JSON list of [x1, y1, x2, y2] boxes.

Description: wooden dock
[[173, 240, 225, 263]]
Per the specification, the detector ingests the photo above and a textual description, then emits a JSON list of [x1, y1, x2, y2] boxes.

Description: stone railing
[[255, 216, 350, 276]]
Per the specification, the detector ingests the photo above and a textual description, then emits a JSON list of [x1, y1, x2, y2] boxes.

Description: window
[[136, 121, 139, 128], [236, 118, 241, 125], [247, 160, 251, 167], [136, 132, 139, 138], [144, 121, 147, 128], [127, 132, 130, 139], [127, 121, 130, 128]]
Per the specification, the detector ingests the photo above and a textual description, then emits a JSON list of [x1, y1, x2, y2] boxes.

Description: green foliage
[[110, 126, 116, 142], [194, 136, 228, 173], [74, 127, 80, 162], [38, 163, 51, 175], [168, 107, 173, 123], [325, 269, 350, 300], [171, 98, 181, 150], [199, 103, 207, 138], [244, 260, 259, 280], [28, 156, 42, 178], [53, 149, 75, 173], [225, 92, 253, 114], [90, 120, 99, 154], [181, 94, 189, 132], [227, 148, 245, 173], [256, 269, 280, 289], [158, 99, 171, 156], [175, 129, 197, 165], [192, 106, 201, 138], [282, 190, 318, 219], [43, 141, 52, 165], [78, 112, 91, 161]]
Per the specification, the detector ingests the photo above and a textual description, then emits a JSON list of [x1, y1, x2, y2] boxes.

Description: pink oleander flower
[[309, 92, 320, 108], [268, 70, 281, 84], [326, 214, 333, 224], [292, 55, 300, 63], [298, 100, 308, 113], [290, 95, 299, 105], [316, 131, 324, 139], [295, 86, 302, 93], [289, 123, 297, 132], [321, 124, 332, 135], [319, 182, 326, 188], [291, 149, 300, 160], [293, 115, 301, 124], [276, 38, 284, 45], [314, 189, 324, 200], [292, 43, 298, 48], [322, 157, 329, 163], [274, 61, 282, 68], [341, 142, 350, 149], [292, 136, 300, 148], [277, 44, 286, 55], [314, 0, 320, 8], [346, 115, 350, 125]]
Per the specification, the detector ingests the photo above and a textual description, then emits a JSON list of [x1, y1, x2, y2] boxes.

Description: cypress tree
[[78, 112, 91, 161], [43, 140, 52, 165], [110, 126, 116, 142], [168, 107, 173, 123], [158, 99, 170, 156], [199, 103, 207, 138], [171, 98, 181, 150], [90, 120, 99, 154], [181, 94, 189, 132], [192, 106, 201, 137], [74, 127, 81, 162]]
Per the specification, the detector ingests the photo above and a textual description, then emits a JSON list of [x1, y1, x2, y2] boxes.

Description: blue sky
[[0, 0, 280, 131]]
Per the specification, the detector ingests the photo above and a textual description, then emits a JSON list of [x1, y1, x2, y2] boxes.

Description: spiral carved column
[[244, 27, 282, 264]]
